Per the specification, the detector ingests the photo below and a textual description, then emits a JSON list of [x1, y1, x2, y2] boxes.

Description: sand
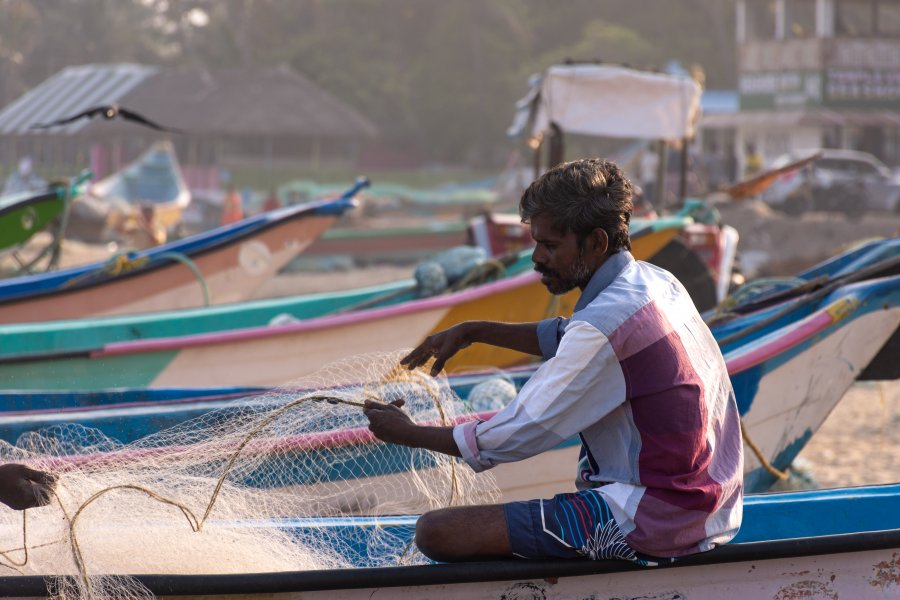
[[794, 381, 899, 489]]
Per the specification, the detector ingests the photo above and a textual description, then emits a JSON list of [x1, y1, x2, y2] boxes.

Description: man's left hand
[[363, 399, 417, 446], [0, 464, 57, 510]]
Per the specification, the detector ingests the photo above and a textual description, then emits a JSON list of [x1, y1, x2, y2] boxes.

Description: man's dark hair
[[519, 158, 634, 252]]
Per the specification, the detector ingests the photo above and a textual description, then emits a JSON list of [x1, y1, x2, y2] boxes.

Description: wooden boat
[[0, 173, 91, 274], [0, 218, 686, 389], [709, 237, 900, 380], [3, 271, 897, 499], [1, 484, 898, 598], [472, 200, 740, 310], [303, 219, 470, 264], [0, 178, 367, 324], [87, 140, 190, 231]]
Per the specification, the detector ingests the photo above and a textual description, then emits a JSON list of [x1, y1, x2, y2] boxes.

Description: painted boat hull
[[1, 485, 898, 598], [3, 212, 338, 323], [2, 276, 897, 499], [0, 188, 65, 251], [0, 224, 681, 389], [0, 183, 364, 323], [3, 544, 895, 599], [304, 221, 469, 262]]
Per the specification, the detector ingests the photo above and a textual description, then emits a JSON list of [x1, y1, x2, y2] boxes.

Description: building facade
[[702, 0, 900, 174]]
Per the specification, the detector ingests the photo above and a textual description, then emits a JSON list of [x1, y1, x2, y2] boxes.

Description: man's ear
[[590, 228, 609, 256]]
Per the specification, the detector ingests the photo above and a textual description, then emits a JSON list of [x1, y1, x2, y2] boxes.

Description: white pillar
[[775, 0, 786, 39], [736, 0, 747, 43], [816, 0, 834, 37]]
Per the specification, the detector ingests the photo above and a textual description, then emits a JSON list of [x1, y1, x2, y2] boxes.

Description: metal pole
[[679, 136, 690, 205]]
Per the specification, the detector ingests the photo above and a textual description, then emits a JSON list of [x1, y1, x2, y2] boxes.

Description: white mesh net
[[0, 352, 500, 600]]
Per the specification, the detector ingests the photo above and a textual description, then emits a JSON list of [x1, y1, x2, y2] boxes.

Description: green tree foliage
[[0, 0, 736, 165]]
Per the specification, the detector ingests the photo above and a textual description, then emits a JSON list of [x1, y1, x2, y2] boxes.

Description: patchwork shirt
[[452, 250, 744, 557]]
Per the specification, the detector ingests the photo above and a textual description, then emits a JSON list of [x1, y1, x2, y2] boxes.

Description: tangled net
[[0, 352, 500, 600]]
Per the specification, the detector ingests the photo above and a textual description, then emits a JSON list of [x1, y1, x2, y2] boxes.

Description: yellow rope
[[739, 418, 789, 481], [61, 253, 150, 290]]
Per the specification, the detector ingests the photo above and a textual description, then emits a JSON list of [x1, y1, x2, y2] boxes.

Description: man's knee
[[414, 505, 511, 562], [414, 509, 455, 561]]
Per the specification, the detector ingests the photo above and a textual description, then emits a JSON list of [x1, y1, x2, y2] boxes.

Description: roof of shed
[[0, 63, 377, 138]]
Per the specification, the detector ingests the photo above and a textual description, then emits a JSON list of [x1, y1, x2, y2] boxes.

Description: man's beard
[[535, 255, 594, 295]]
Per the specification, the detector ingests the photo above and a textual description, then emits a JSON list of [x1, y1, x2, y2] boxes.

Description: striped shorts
[[503, 489, 676, 567]]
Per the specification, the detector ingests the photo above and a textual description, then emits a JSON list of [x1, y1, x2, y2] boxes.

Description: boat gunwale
[[91, 269, 544, 358], [0, 189, 61, 218], [0, 528, 896, 596]]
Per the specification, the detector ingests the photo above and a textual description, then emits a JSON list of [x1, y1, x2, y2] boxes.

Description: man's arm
[[363, 400, 461, 457], [402, 321, 542, 376]]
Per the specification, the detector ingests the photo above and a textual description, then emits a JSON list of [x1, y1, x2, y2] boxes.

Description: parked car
[[762, 149, 900, 216]]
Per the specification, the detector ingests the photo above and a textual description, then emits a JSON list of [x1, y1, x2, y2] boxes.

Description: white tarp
[[531, 64, 703, 141]]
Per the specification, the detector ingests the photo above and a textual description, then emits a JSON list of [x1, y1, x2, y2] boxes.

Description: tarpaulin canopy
[[529, 64, 703, 141]]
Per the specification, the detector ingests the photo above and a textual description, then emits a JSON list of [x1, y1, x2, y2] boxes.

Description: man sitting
[[365, 158, 743, 565]]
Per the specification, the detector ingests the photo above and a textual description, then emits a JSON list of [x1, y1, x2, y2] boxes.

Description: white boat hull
[[5, 544, 894, 599], [292, 547, 897, 599]]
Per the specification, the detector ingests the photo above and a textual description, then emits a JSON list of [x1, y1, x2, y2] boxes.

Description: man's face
[[529, 213, 595, 295]]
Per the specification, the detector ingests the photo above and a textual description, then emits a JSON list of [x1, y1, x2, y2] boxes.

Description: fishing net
[[0, 351, 500, 600]]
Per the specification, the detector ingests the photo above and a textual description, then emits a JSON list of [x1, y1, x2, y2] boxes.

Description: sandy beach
[[793, 380, 899, 489]]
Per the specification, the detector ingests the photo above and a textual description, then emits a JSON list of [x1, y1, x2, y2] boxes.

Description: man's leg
[[415, 504, 512, 562]]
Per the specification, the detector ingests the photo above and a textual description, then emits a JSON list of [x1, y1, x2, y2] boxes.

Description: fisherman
[[0, 463, 57, 510], [220, 183, 244, 225], [743, 142, 764, 178], [364, 158, 743, 565]]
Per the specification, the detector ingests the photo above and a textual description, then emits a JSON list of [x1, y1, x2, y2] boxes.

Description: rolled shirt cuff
[[536, 316, 567, 360], [452, 420, 490, 473]]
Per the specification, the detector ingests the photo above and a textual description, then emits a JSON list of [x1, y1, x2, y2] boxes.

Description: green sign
[[739, 71, 823, 110]]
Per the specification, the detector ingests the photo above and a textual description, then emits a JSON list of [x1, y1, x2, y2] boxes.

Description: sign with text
[[739, 71, 823, 110], [825, 69, 900, 108]]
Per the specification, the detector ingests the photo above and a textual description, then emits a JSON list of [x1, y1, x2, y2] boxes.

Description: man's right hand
[[0, 464, 57, 510], [401, 322, 475, 376], [364, 399, 416, 445]]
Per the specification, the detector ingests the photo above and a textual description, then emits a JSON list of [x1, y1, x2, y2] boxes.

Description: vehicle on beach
[[762, 148, 900, 216]]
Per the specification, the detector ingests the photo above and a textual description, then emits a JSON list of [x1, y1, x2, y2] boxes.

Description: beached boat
[[0, 178, 367, 324], [302, 219, 470, 264], [0, 172, 91, 274], [1, 484, 897, 598], [2, 270, 897, 499], [87, 140, 190, 232], [708, 236, 900, 380], [472, 200, 741, 311], [0, 218, 686, 389]]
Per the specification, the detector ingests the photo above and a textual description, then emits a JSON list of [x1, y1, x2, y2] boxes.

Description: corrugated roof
[[0, 63, 377, 138], [0, 63, 158, 135]]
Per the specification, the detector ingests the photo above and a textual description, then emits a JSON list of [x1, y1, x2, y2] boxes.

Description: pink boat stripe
[[725, 310, 836, 375], [92, 271, 541, 358], [38, 412, 490, 472]]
